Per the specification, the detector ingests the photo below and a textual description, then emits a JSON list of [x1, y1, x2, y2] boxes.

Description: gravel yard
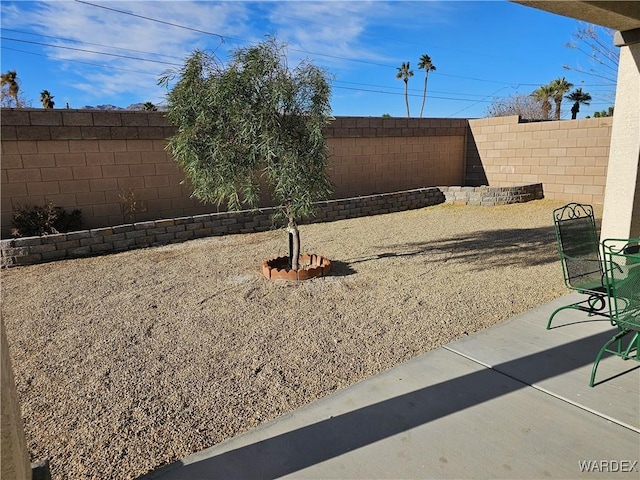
[[2, 199, 579, 479]]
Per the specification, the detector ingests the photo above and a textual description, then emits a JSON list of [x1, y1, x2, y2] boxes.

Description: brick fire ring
[[262, 254, 332, 281]]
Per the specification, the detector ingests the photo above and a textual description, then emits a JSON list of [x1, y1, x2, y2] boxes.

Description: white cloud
[[2, 1, 255, 105], [1, 0, 455, 106]]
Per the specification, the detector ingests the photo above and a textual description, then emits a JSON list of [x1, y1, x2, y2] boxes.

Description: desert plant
[[11, 200, 82, 237], [160, 37, 333, 271], [118, 188, 147, 223]]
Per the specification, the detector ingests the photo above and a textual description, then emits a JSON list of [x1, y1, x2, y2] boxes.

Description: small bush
[[11, 201, 82, 237]]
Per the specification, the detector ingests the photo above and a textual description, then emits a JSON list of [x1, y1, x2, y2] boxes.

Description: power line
[[1, 37, 182, 67], [333, 85, 493, 103], [74, 0, 225, 41], [74, 0, 399, 69], [334, 80, 493, 99], [1, 46, 158, 76], [5, 2, 617, 114], [2, 28, 185, 61], [70, 0, 533, 85]]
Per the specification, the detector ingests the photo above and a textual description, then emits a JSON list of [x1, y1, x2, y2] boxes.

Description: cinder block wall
[[1, 109, 210, 238], [466, 115, 612, 204], [1, 110, 613, 239], [325, 117, 467, 197], [1, 111, 468, 238]]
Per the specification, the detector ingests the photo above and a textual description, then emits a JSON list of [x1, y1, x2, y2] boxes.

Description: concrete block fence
[[0, 184, 546, 267], [1, 110, 611, 240], [466, 115, 612, 204], [0, 110, 467, 238]]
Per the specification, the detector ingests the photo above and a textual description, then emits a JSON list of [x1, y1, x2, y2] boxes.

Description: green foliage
[[11, 200, 82, 237], [565, 88, 592, 119], [160, 37, 333, 225], [549, 77, 573, 120], [40, 90, 55, 109], [592, 106, 614, 118], [1, 70, 30, 108]]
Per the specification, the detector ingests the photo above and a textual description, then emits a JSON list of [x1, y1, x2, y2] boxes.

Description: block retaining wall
[[1, 187, 448, 267], [0, 184, 545, 267], [439, 183, 544, 206]]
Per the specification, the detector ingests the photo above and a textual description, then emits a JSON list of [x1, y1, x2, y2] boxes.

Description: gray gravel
[[2, 200, 576, 479]]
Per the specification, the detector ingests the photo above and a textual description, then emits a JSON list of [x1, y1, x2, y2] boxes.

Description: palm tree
[[565, 88, 592, 119], [1, 70, 19, 106], [142, 101, 157, 111], [531, 84, 554, 120], [593, 106, 614, 118], [417, 54, 436, 118], [549, 77, 573, 120], [40, 90, 55, 109], [396, 62, 414, 118]]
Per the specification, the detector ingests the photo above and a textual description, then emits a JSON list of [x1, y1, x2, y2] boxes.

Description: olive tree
[[159, 38, 333, 271]]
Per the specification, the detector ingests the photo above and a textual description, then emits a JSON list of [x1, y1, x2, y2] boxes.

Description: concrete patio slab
[[447, 293, 640, 431], [142, 294, 640, 479]]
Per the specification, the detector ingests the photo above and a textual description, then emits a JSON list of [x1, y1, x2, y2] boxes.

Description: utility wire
[[1, 37, 182, 66], [74, 0, 399, 69], [2, 28, 185, 61], [1, 46, 158, 75], [334, 80, 493, 99], [8, 2, 616, 112], [333, 85, 493, 103], [74, 0, 224, 41], [73, 0, 609, 90]]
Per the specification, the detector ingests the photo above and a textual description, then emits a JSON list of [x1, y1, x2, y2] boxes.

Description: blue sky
[[1, 0, 617, 118]]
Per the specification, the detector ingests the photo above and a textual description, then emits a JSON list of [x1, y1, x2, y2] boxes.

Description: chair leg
[[547, 305, 570, 329], [547, 293, 608, 330], [621, 332, 639, 360], [590, 329, 632, 387]]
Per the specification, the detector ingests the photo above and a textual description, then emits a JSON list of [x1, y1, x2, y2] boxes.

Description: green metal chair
[[548, 203, 609, 329], [590, 238, 640, 386]]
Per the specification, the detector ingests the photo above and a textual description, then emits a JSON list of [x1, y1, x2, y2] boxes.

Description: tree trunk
[[404, 81, 410, 118], [571, 102, 579, 120], [419, 75, 427, 118], [288, 217, 300, 271]]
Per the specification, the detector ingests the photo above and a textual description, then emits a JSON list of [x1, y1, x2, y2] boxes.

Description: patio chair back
[[590, 238, 640, 386], [547, 203, 609, 329], [603, 239, 640, 332], [553, 203, 604, 293]]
